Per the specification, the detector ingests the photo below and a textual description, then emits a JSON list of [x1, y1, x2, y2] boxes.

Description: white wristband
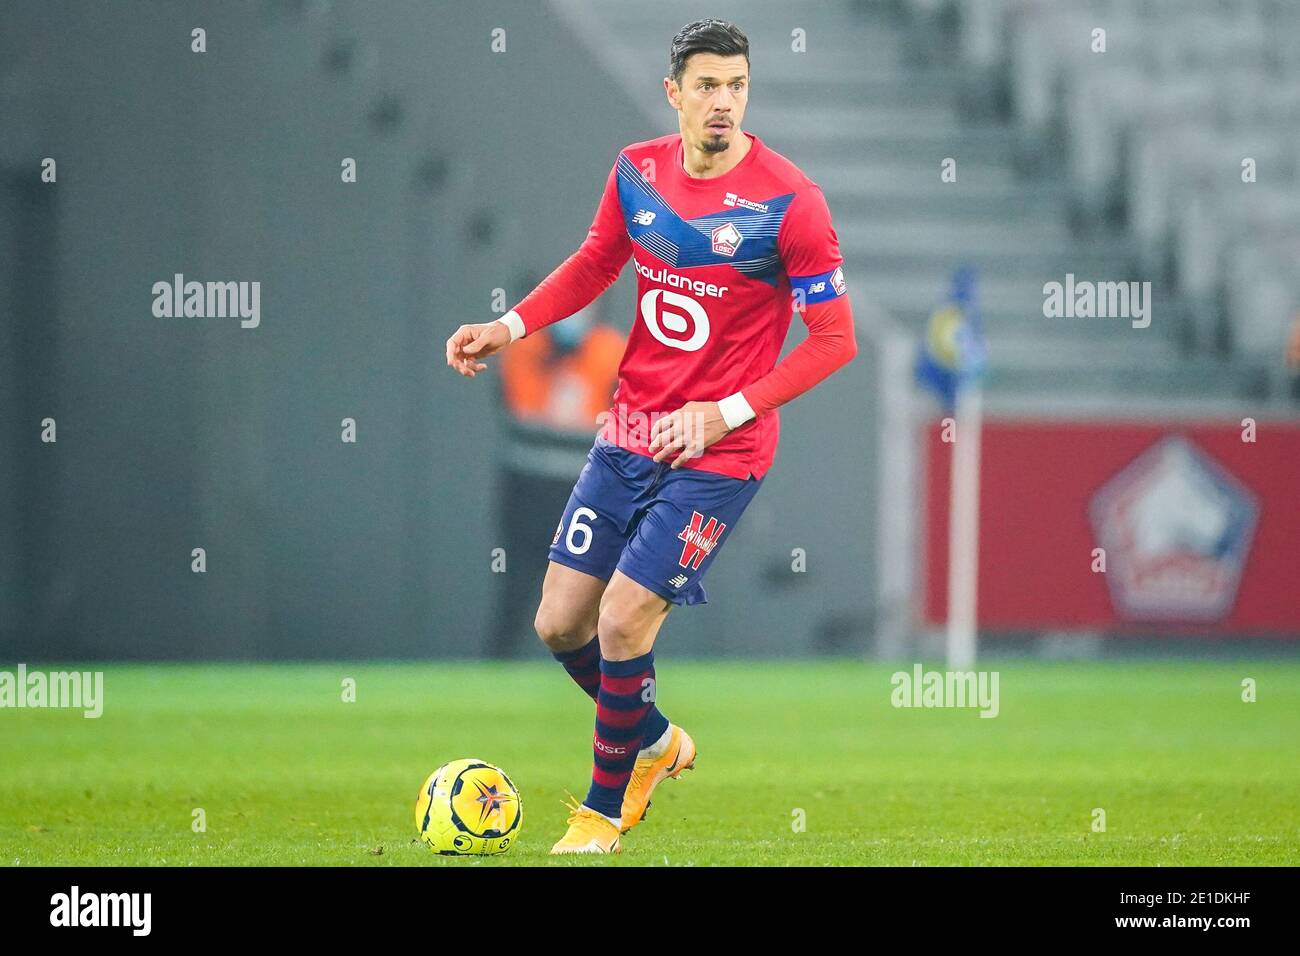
[[495, 310, 526, 341], [718, 391, 756, 430]]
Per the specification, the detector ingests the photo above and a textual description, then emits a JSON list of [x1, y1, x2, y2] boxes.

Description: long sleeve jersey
[[503, 132, 857, 480]]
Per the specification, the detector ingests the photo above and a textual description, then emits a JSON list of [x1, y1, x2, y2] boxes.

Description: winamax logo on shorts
[[0, 664, 103, 718]]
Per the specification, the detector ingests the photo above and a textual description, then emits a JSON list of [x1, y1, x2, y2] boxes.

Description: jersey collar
[[672, 132, 762, 189]]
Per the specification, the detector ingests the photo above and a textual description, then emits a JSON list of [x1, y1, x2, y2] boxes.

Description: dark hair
[[669, 19, 749, 85]]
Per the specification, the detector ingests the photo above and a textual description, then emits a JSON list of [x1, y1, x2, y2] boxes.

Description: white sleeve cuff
[[718, 391, 756, 430], [496, 310, 526, 341]]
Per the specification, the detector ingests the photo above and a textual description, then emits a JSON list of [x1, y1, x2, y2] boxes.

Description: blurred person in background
[[500, 304, 624, 431]]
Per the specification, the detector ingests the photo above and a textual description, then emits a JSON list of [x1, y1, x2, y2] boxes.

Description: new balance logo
[[668, 573, 689, 589], [677, 512, 726, 570], [632, 209, 656, 226]]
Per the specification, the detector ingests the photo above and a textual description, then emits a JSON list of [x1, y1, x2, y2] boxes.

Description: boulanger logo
[[639, 289, 710, 352], [634, 260, 728, 299]]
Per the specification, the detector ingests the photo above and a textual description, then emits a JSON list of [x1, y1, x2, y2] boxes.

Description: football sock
[[553, 635, 671, 754], [584, 650, 657, 819], [638, 722, 672, 759], [551, 634, 602, 700]]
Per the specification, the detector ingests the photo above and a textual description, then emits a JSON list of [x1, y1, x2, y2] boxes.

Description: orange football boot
[[620, 725, 697, 833]]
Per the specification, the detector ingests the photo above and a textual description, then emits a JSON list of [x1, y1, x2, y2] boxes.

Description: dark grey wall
[[0, 1, 877, 661]]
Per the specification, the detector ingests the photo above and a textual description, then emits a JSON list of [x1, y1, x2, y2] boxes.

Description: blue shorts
[[547, 435, 764, 606]]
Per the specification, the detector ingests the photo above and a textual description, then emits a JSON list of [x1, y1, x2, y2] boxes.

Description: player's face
[[666, 53, 749, 154]]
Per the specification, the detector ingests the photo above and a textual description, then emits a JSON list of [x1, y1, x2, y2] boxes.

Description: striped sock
[[551, 635, 602, 701], [584, 650, 657, 819], [553, 636, 670, 756]]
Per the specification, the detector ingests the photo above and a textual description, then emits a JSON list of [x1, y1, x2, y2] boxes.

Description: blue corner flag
[[914, 266, 987, 410]]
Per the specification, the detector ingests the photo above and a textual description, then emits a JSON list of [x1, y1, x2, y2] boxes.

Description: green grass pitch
[[2, 660, 1297, 866]]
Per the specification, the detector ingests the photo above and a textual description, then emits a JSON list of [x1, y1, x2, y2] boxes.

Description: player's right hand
[[445, 321, 512, 378]]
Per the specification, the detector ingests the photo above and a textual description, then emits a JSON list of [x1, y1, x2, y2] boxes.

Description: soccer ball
[[415, 758, 522, 855]]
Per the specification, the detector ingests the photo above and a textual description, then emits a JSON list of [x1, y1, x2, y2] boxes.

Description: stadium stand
[[561, 0, 1298, 399]]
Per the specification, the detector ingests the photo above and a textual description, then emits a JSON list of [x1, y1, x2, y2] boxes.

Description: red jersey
[[507, 132, 856, 479]]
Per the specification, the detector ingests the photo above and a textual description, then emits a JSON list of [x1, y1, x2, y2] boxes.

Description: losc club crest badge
[[1088, 436, 1258, 621], [831, 265, 847, 295], [710, 222, 743, 257]]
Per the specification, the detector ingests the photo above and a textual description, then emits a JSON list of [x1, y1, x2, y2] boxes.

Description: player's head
[[664, 19, 750, 155]]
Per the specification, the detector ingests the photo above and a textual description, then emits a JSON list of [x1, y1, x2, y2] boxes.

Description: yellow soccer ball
[[415, 758, 522, 855]]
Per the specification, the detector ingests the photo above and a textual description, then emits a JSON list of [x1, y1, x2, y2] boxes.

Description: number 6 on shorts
[[563, 507, 598, 555]]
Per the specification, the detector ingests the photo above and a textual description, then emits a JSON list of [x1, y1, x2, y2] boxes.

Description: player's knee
[[533, 605, 585, 652], [596, 602, 651, 659]]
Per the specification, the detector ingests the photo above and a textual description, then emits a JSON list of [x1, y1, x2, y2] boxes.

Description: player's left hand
[[648, 401, 731, 469]]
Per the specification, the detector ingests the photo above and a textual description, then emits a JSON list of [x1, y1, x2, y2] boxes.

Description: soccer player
[[445, 19, 858, 853]]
